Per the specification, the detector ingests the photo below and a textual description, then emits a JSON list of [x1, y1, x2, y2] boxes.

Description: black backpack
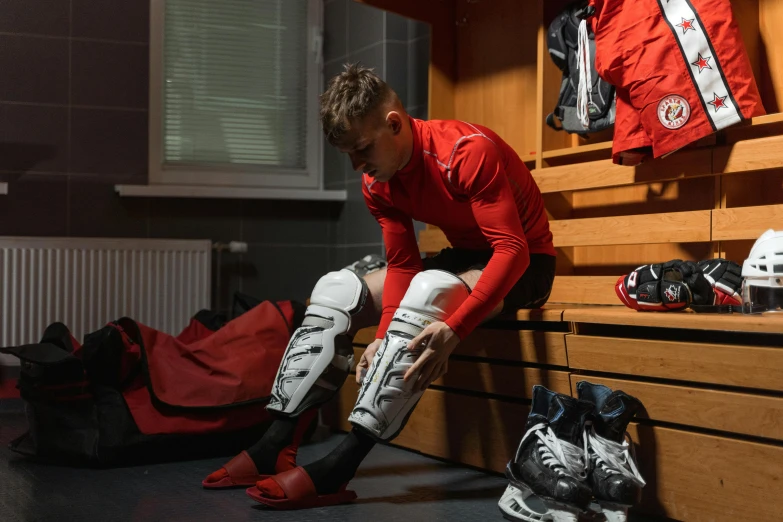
[[546, 2, 615, 135]]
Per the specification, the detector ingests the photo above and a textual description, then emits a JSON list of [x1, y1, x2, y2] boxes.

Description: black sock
[[303, 428, 376, 494], [246, 415, 299, 473]]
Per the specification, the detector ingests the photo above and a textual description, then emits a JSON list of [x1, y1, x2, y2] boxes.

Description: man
[[203, 63, 556, 509]]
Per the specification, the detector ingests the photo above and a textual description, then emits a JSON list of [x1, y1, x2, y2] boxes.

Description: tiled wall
[[0, 0, 429, 315], [323, 0, 430, 270]]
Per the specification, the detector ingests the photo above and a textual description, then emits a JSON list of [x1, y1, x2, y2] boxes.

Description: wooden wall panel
[[570, 178, 715, 218], [548, 275, 619, 304], [628, 424, 783, 522], [355, 0, 456, 120], [454, 0, 540, 157], [567, 335, 783, 392], [759, 0, 783, 112], [713, 203, 783, 241], [573, 243, 715, 276], [570, 375, 783, 440]]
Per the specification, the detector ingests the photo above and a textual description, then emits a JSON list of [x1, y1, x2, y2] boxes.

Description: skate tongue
[[545, 394, 593, 446], [596, 391, 643, 442]]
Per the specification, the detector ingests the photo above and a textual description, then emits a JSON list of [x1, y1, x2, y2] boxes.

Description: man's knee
[[347, 269, 470, 442]]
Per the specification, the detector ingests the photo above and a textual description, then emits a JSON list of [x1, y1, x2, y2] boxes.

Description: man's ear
[[386, 111, 403, 135]]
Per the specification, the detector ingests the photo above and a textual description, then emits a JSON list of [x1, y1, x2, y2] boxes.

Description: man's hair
[[320, 63, 399, 145]]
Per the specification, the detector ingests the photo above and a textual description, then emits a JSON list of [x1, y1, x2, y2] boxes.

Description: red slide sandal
[[245, 467, 357, 510], [202, 451, 270, 489]]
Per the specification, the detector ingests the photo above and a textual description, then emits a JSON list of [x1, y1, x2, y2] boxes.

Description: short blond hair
[[320, 63, 398, 145]]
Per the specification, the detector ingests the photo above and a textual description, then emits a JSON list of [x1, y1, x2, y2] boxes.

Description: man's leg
[[204, 268, 384, 487], [252, 269, 475, 502]]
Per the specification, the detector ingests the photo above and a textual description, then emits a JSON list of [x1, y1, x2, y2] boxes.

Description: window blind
[[163, 0, 309, 170]]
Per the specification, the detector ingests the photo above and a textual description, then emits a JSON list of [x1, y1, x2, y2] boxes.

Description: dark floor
[[0, 409, 510, 522], [0, 409, 665, 522]]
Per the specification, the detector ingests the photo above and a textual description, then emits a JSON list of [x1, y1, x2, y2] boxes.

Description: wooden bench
[[331, 1, 783, 519]]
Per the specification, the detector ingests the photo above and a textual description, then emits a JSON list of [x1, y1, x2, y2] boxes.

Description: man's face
[[337, 111, 402, 183]]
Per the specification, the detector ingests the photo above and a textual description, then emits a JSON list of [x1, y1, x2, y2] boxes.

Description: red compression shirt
[[363, 118, 555, 340]]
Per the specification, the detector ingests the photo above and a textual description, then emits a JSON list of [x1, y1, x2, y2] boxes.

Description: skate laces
[[516, 422, 589, 481], [576, 19, 592, 129], [587, 422, 646, 487]]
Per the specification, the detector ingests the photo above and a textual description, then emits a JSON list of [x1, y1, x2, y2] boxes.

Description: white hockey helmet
[[741, 229, 783, 314]]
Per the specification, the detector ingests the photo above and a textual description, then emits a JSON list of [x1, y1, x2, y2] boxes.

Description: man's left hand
[[403, 321, 460, 393]]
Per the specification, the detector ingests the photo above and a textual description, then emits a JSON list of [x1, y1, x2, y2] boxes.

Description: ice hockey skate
[[501, 385, 593, 522], [577, 381, 646, 522]]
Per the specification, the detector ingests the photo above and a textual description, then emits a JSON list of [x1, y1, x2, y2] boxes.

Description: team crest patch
[[657, 95, 690, 129]]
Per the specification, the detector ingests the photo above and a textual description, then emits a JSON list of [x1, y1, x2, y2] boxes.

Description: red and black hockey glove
[[615, 260, 714, 311], [696, 258, 743, 306]]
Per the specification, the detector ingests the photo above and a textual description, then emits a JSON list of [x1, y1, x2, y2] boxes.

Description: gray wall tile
[[408, 35, 430, 109], [242, 245, 329, 303], [71, 41, 149, 109], [212, 251, 246, 314], [0, 0, 70, 37], [385, 12, 408, 41], [350, 42, 383, 76], [241, 200, 332, 245], [322, 59, 349, 189], [408, 19, 431, 40], [0, 175, 68, 236], [408, 105, 429, 120], [385, 42, 408, 106], [332, 244, 385, 273], [334, 176, 381, 245], [72, 0, 150, 43], [148, 197, 241, 242], [324, 0, 348, 62], [0, 104, 69, 172], [0, 35, 68, 104], [348, 2, 384, 52], [324, 137, 347, 189], [69, 177, 149, 237], [70, 108, 148, 177]]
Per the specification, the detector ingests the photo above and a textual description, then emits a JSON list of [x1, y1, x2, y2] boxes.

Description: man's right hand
[[356, 338, 382, 383]]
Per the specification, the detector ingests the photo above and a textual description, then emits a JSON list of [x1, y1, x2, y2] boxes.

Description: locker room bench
[[325, 299, 783, 521]]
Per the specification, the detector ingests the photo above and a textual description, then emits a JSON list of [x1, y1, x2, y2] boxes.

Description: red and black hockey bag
[[0, 297, 306, 467]]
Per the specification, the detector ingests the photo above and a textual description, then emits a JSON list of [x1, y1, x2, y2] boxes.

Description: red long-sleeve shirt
[[363, 118, 555, 340]]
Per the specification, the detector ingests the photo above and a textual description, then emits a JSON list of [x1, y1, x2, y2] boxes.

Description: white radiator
[[0, 237, 212, 365]]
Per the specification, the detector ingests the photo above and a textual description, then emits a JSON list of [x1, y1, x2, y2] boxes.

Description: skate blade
[[499, 484, 581, 522], [588, 501, 629, 522]]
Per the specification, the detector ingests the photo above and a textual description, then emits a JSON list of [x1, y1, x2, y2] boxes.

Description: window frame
[[148, 0, 324, 190]]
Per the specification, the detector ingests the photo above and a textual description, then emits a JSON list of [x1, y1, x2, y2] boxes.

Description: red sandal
[[202, 409, 317, 489], [245, 467, 357, 510]]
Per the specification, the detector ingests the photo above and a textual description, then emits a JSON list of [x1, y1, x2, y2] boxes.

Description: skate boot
[[500, 385, 593, 522], [577, 381, 646, 522]]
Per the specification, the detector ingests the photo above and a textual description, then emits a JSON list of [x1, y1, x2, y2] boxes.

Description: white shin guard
[[348, 270, 470, 441], [267, 269, 367, 417]]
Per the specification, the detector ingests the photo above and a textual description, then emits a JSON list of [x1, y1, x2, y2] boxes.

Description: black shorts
[[422, 248, 556, 312]]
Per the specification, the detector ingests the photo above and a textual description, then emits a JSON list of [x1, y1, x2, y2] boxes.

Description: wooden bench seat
[[333, 300, 783, 522]]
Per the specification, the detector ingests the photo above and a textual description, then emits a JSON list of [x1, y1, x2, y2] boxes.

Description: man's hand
[[403, 321, 460, 393], [356, 338, 382, 384]]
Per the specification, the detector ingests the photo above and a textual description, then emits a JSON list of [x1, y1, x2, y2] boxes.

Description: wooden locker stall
[[323, 1, 783, 520]]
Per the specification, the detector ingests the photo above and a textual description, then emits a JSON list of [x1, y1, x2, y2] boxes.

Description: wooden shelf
[[537, 113, 783, 166], [531, 133, 783, 194], [542, 141, 613, 160], [563, 306, 783, 334]]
